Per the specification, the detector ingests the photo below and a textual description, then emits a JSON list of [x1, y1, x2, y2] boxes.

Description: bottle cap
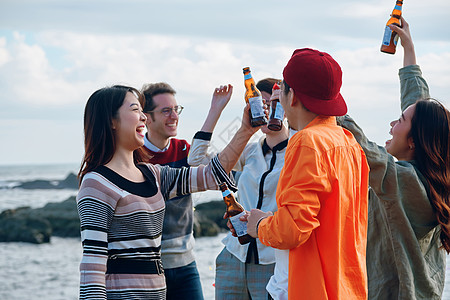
[[273, 82, 280, 90]]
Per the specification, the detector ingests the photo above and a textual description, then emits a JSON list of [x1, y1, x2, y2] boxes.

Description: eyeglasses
[[147, 105, 184, 117]]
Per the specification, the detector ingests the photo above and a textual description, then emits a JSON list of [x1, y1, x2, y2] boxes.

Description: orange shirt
[[258, 116, 369, 300]]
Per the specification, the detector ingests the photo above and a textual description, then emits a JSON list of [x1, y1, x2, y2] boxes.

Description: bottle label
[[273, 102, 285, 120], [382, 26, 392, 46], [222, 190, 231, 197], [229, 211, 248, 237], [249, 96, 265, 118], [244, 74, 252, 80]]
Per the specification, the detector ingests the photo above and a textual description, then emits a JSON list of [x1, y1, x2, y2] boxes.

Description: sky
[[0, 0, 449, 166]]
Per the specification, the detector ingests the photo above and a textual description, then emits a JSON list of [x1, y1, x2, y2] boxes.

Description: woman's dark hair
[[256, 78, 280, 94], [78, 85, 146, 184], [410, 98, 450, 253]]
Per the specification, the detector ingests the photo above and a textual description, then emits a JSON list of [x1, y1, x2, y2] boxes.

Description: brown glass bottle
[[219, 182, 253, 245], [268, 82, 284, 131], [243, 67, 268, 127], [380, 0, 403, 54]]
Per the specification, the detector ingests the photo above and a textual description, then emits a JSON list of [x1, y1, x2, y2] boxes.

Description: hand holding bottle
[[389, 17, 416, 67], [220, 182, 253, 244], [225, 211, 249, 237], [243, 67, 268, 127], [268, 82, 284, 131], [238, 103, 268, 138], [380, 0, 403, 54], [269, 85, 281, 102], [247, 209, 274, 238]]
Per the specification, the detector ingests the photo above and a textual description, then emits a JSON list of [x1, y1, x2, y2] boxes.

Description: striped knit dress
[[77, 156, 234, 299]]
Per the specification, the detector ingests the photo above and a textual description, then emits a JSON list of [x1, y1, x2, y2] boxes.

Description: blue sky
[[1, 0, 449, 165]]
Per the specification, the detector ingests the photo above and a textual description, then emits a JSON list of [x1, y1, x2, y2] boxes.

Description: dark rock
[[17, 179, 59, 189], [33, 196, 80, 238], [0, 197, 80, 244], [0, 207, 52, 244], [193, 200, 228, 237], [58, 173, 78, 189], [194, 211, 221, 237], [0, 196, 228, 244], [14, 173, 78, 190]]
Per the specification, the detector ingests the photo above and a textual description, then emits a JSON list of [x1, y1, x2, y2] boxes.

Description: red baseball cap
[[283, 48, 347, 116]]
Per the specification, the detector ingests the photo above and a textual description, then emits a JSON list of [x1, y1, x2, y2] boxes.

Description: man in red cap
[[246, 48, 370, 299]]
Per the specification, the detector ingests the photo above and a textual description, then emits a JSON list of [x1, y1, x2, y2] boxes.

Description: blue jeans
[[165, 261, 204, 300]]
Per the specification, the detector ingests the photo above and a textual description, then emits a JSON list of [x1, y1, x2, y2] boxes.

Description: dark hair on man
[[141, 82, 176, 113], [282, 80, 290, 96], [256, 78, 280, 94], [282, 79, 310, 112]]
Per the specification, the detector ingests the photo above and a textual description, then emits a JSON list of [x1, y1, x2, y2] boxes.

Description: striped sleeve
[[77, 172, 119, 299], [158, 154, 237, 200]]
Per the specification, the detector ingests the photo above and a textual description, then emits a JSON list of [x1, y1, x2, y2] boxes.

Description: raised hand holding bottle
[[381, 0, 403, 54], [220, 182, 253, 244], [243, 67, 268, 127]]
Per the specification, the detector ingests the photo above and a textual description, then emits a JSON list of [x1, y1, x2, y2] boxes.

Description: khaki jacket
[[339, 64, 445, 300]]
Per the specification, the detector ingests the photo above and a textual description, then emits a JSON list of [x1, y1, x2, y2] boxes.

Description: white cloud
[[0, 37, 11, 66], [0, 32, 87, 107], [0, 0, 449, 165]]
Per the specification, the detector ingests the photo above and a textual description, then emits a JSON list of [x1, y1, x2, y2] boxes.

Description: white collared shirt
[[144, 134, 171, 152]]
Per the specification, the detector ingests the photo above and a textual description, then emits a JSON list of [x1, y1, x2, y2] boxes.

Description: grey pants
[[215, 247, 275, 300]]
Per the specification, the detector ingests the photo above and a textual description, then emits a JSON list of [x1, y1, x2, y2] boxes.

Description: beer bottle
[[243, 67, 268, 127], [268, 82, 284, 131], [380, 0, 403, 54], [219, 182, 253, 245]]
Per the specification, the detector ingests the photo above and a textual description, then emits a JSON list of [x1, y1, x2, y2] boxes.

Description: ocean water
[[0, 235, 225, 300], [0, 164, 449, 299], [0, 164, 223, 299]]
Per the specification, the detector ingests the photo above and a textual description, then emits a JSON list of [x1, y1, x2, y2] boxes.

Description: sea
[[0, 164, 449, 300]]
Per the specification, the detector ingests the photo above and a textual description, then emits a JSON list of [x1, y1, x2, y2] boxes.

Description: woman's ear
[[408, 137, 415, 150]]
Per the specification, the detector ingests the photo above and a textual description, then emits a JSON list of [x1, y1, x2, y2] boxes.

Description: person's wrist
[[207, 109, 221, 120], [255, 217, 266, 236], [255, 211, 273, 235], [237, 125, 254, 138], [402, 43, 414, 53]]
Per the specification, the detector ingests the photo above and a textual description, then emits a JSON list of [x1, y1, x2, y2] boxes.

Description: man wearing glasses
[[141, 82, 203, 300]]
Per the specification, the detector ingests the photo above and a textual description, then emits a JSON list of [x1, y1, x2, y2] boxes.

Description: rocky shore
[[0, 196, 228, 244], [1, 173, 230, 243], [13, 173, 78, 190]]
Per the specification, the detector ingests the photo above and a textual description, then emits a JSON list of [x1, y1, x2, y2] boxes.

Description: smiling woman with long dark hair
[[339, 18, 450, 300], [76, 84, 259, 299]]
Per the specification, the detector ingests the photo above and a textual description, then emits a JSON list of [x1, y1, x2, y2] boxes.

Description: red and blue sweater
[[141, 137, 195, 269]]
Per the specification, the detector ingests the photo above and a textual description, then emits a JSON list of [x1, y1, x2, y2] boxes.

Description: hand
[[223, 210, 248, 220], [223, 211, 236, 236], [239, 103, 269, 137], [389, 16, 416, 66], [224, 211, 249, 237], [200, 84, 233, 133], [389, 16, 412, 50], [226, 219, 237, 237], [269, 88, 281, 102], [211, 84, 233, 113], [247, 209, 273, 238]]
